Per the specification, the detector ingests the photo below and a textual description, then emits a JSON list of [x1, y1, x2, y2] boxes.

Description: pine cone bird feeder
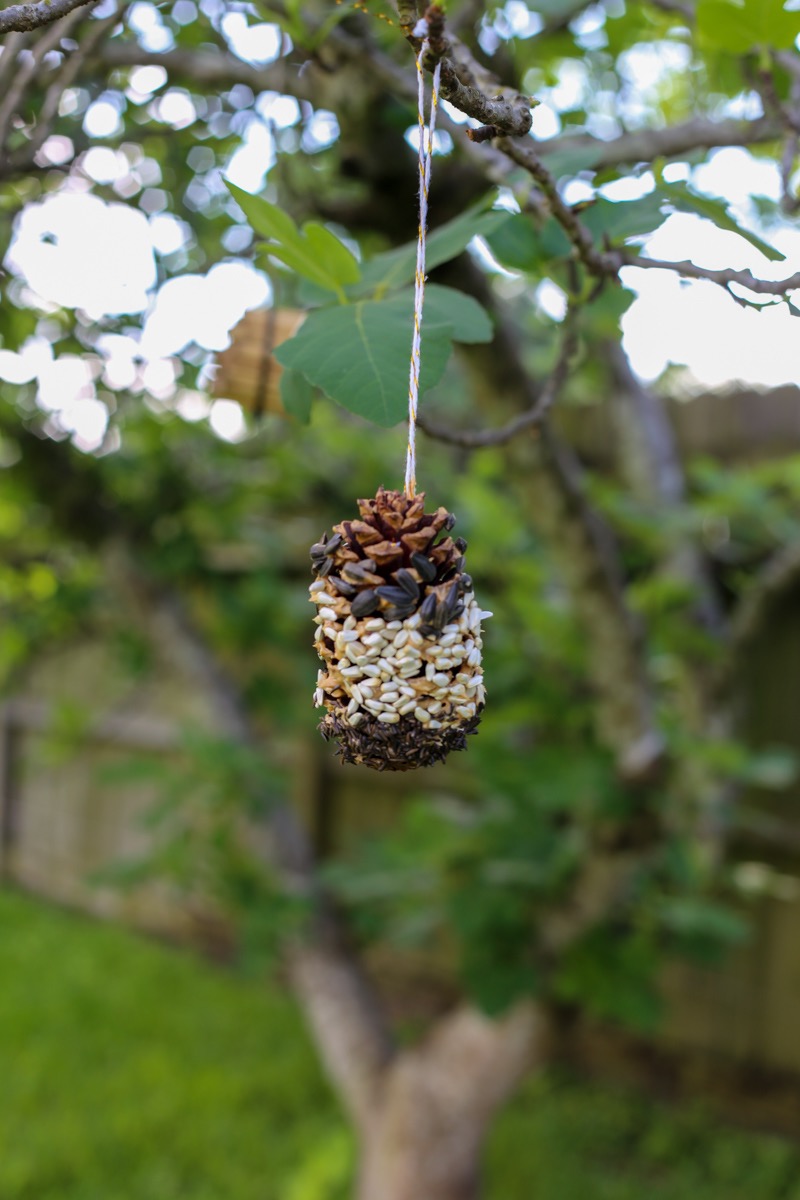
[[310, 487, 490, 770]]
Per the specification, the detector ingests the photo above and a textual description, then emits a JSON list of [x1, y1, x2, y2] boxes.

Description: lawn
[[1, 887, 798, 1200]]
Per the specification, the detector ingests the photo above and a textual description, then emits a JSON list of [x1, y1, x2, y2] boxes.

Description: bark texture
[[356, 1004, 545, 1200]]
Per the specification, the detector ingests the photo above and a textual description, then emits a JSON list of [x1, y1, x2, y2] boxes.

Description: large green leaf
[[354, 204, 514, 296], [423, 283, 494, 342], [225, 181, 361, 297], [663, 182, 786, 262], [696, 0, 798, 52], [274, 285, 492, 426], [279, 368, 315, 424]]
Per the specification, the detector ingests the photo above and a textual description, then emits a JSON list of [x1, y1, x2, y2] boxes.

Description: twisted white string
[[404, 47, 441, 499]]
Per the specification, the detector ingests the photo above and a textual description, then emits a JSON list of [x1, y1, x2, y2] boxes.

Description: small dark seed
[[455, 537, 468, 553], [329, 576, 357, 597], [419, 592, 438, 623], [376, 585, 412, 605], [410, 552, 437, 583], [351, 589, 379, 618], [384, 604, 415, 621], [342, 561, 369, 582], [394, 569, 420, 600]]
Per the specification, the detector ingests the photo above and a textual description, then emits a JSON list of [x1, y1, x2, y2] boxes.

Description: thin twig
[[0, 10, 81, 157], [6, 1, 126, 173], [500, 136, 614, 277], [0, 0, 97, 35], [619, 251, 800, 299], [418, 305, 579, 447]]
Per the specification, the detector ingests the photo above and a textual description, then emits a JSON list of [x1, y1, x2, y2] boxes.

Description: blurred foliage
[[1, 889, 799, 1200], [0, 0, 799, 1058]]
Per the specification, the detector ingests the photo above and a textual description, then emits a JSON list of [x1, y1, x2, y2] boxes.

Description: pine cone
[[309, 487, 490, 771]]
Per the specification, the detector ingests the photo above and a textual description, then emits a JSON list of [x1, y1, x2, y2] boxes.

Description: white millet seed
[[344, 615, 357, 630], [317, 607, 337, 621], [364, 618, 385, 631], [393, 630, 409, 649]]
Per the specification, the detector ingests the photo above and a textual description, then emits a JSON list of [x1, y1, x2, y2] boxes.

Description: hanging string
[[404, 41, 442, 499]]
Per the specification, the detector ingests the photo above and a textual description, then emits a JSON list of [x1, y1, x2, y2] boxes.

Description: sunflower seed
[[393, 630, 409, 649], [410, 552, 437, 583], [364, 618, 386, 631], [351, 589, 379, 618], [351, 684, 364, 705], [414, 706, 430, 723], [432, 672, 450, 687], [398, 700, 417, 715], [347, 698, 359, 716], [378, 712, 400, 724], [348, 712, 365, 727]]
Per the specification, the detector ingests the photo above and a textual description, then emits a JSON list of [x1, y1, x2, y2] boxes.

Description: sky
[[0, 10, 798, 452]]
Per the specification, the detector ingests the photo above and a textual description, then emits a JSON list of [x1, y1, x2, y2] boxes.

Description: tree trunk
[[355, 1004, 545, 1200]]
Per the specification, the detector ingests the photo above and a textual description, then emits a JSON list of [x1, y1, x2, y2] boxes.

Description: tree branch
[[619, 251, 800, 300], [0, 0, 97, 35]]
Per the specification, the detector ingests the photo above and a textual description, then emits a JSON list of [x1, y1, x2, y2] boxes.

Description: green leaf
[[279, 368, 315, 424], [274, 297, 451, 426], [582, 192, 668, 243], [274, 285, 492, 426], [696, 0, 799, 52], [663, 182, 786, 262], [225, 180, 298, 243], [423, 283, 494, 342], [302, 223, 361, 286], [225, 180, 361, 297], [354, 204, 513, 296]]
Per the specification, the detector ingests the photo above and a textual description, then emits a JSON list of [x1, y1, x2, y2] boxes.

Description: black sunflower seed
[[329, 575, 357, 597], [444, 513, 456, 531], [444, 580, 460, 612], [384, 604, 415, 621], [323, 533, 343, 555], [459, 574, 473, 591], [394, 569, 420, 600], [376, 585, 412, 605], [454, 537, 468, 553], [318, 557, 335, 577], [351, 589, 379, 618], [410, 552, 437, 583], [419, 592, 438, 624]]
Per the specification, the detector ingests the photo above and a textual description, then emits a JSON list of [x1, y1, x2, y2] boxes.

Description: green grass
[[1, 887, 799, 1200]]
